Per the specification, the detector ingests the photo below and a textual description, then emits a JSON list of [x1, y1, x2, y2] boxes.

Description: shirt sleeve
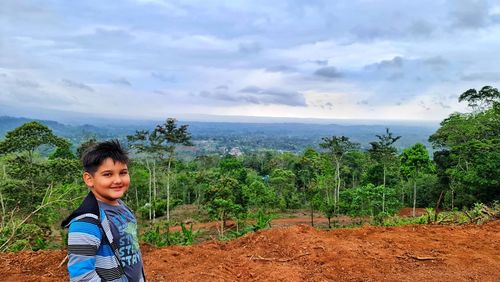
[[67, 218, 103, 282]]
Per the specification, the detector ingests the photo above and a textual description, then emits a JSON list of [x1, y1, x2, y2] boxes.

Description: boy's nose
[[113, 175, 123, 184]]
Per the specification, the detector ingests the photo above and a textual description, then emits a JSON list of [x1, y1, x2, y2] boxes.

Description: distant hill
[[0, 116, 438, 154]]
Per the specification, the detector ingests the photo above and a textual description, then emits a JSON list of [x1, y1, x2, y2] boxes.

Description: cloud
[[238, 86, 306, 106], [215, 85, 228, 90], [312, 60, 328, 66], [321, 102, 333, 110], [109, 77, 132, 86], [61, 79, 94, 92], [238, 41, 261, 54], [314, 66, 342, 78], [365, 56, 404, 71], [3, 1, 500, 121], [351, 25, 399, 41], [265, 65, 296, 73], [449, 0, 491, 29], [461, 72, 500, 81], [407, 20, 434, 37], [423, 56, 448, 68], [438, 101, 451, 109], [386, 72, 405, 81], [153, 90, 169, 96], [151, 72, 176, 83], [15, 79, 40, 88], [198, 85, 306, 106]]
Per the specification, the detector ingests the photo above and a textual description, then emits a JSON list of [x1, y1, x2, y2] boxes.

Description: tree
[[0, 121, 67, 162], [297, 148, 321, 226], [153, 118, 193, 222], [0, 122, 69, 203], [459, 85, 500, 112], [49, 140, 76, 160], [430, 86, 500, 207], [400, 143, 432, 216], [76, 138, 97, 159], [128, 130, 163, 221], [205, 176, 242, 237], [319, 136, 359, 213], [128, 118, 192, 222], [269, 169, 298, 210], [368, 128, 401, 212]]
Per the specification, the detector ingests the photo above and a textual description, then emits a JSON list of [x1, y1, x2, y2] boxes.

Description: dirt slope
[[1, 220, 499, 282]]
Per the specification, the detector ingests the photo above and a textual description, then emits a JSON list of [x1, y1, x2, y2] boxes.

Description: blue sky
[[1, 0, 500, 121]]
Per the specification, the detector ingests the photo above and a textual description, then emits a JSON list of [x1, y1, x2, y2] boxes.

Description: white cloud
[[2, 0, 500, 121]]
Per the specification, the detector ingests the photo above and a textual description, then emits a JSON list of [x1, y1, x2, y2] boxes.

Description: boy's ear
[[83, 172, 94, 188]]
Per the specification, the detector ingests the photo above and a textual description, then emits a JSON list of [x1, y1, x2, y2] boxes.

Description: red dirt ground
[[1, 220, 499, 282]]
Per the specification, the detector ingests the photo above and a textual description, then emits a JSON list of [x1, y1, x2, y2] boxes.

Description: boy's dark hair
[[82, 139, 129, 174]]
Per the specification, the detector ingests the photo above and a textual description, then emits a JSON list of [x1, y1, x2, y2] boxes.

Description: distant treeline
[[0, 116, 436, 155]]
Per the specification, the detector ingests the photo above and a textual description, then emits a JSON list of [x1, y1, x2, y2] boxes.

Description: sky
[[1, 0, 500, 122]]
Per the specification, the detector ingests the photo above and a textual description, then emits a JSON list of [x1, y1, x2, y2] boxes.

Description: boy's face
[[83, 158, 130, 206]]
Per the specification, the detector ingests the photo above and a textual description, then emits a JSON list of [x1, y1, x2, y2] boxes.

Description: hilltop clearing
[[1, 220, 498, 281]]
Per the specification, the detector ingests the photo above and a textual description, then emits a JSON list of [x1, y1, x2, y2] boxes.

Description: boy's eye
[[103, 173, 112, 177], [120, 171, 129, 176]]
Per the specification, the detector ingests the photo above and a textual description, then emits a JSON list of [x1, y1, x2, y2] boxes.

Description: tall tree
[[153, 118, 193, 222], [368, 128, 401, 212], [128, 129, 164, 220], [0, 121, 67, 162], [0, 121, 68, 202], [297, 148, 321, 226], [320, 136, 359, 212], [430, 86, 500, 206], [459, 85, 500, 112], [400, 143, 432, 216]]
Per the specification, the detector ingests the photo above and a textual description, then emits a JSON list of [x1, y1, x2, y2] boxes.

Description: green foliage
[[243, 180, 275, 209], [430, 85, 500, 207], [269, 169, 299, 210], [76, 138, 98, 159], [400, 143, 432, 178], [180, 223, 195, 245], [340, 184, 399, 217], [48, 140, 75, 160], [0, 121, 67, 158], [458, 85, 500, 111], [378, 214, 428, 226], [0, 113, 498, 252], [140, 221, 200, 247], [252, 210, 272, 231]]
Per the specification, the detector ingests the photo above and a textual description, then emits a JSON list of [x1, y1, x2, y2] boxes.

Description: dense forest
[[0, 86, 498, 252]]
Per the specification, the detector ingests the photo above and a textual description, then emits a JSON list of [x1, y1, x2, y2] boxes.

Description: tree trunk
[[135, 184, 139, 211], [0, 166, 5, 228], [146, 160, 152, 221], [382, 165, 386, 213], [310, 203, 314, 227], [401, 179, 405, 206], [152, 160, 157, 221], [220, 210, 225, 237], [451, 189, 454, 210], [412, 179, 417, 217], [166, 155, 172, 222], [434, 190, 445, 222], [336, 163, 341, 204]]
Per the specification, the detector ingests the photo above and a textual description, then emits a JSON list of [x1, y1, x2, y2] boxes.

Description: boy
[[62, 140, 145, 281]]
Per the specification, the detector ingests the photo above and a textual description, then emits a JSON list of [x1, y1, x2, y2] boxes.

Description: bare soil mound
[[1, 220, 499, 282]]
